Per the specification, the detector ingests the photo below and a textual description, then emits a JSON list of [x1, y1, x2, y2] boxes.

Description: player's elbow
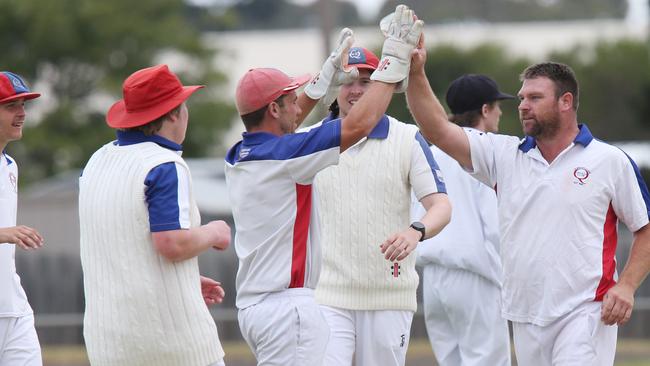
[[152, 231, 188, 262]]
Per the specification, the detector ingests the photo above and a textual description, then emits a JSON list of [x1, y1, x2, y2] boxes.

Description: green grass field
[[43, 338, 650, 366]]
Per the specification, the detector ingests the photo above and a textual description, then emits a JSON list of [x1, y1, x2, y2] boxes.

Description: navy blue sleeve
[[145, 162, 190, 232]]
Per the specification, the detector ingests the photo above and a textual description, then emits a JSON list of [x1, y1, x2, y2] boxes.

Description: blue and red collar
[[519, 123, 593, 152]]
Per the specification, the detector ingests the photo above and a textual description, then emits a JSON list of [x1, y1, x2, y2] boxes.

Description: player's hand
[[380, 227, 420, 262], [409, 33, 426, 75], [200, 276, 225, 306], [304, 27, 358, 105], [206, 220, 231, 251], [601, 282, 635, 325], [371, 4, 424, 91], [0, 225, 44, 250]]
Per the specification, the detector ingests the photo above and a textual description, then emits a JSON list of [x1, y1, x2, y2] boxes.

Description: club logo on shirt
[[9, 172, 17, 193], [239, 147, 250, 159], [400, 334, 406, 347], [573, 167, 590, 185]]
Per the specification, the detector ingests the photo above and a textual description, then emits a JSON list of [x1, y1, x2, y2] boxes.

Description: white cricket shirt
[[225, 121, 341, 309], [413, 128, 503, 286], [0, 152, 32, 318], [467, 124, 650, 326]]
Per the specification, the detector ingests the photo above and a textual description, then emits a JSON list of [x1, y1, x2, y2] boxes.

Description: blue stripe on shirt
[[624, 153, 650, 218], [225, 119, 341, 164], [415, 132, 446, 193], [145, 162, 183, 232]]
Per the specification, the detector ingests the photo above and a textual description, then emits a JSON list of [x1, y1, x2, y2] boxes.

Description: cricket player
[[80, 65, 230, 366], [310, 46, 451, 366], [411, 74, 514, 366], [225, 6, 424, 365], [0, 71, 44, 366], [406, 38, 650, 365]]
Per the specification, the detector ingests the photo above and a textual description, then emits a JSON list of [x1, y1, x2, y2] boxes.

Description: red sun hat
[[235, 68, 311, 115], [106, 65, 204, 128], [0, 71, 41, 104]]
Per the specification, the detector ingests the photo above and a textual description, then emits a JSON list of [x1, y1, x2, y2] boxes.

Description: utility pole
[[318, 0, 336, 59]]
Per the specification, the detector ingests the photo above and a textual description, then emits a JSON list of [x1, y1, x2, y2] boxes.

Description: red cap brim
[[0, 92, 41, 104], [106, 85, 204, 128], [282, 73, 311, 93]]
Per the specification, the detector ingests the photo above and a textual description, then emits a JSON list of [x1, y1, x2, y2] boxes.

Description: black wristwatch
[[410, 221, 426, 242]]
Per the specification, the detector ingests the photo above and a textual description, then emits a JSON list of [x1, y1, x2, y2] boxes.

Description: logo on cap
[[350, 48, 362, 61], [7, 73, 28, 93]]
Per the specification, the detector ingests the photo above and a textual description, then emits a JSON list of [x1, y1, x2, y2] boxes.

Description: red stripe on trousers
[[595, 203, 618, 301], [289, 184, 311, 288]]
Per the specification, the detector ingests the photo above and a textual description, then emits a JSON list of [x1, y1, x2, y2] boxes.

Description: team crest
[[349, 48, 362, 61], [9, 172, 17, 193], [573, 167, 590, 185]]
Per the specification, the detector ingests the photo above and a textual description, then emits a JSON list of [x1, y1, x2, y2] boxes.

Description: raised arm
[[341, 4, 423, 152], [298, 28, 358, 126], [406, 38, 472, 169]]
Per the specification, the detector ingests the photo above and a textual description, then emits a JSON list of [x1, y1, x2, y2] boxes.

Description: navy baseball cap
[[445, 74, 514, 114], [0, 72, 41, 104]]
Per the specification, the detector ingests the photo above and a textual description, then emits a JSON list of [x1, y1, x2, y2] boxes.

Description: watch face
[[411, 222, 425, 231]]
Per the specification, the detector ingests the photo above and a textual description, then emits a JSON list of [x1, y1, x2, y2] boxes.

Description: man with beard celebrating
[[405, 55, 650, 365]]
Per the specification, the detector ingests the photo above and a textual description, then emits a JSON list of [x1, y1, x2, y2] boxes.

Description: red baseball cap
[[347, 47, 379, 71], [235, 68, 311, 115], [0, 72, 41, 104], [106, 65, 204, 129]]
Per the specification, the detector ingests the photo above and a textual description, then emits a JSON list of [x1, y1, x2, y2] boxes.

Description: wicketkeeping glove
[[371, 5, 424, 92], [304, 27, 359, 105]]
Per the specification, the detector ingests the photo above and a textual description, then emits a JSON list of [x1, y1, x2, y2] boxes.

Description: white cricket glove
[[371, 5, 424, 92], [304, 27, 359, 106]]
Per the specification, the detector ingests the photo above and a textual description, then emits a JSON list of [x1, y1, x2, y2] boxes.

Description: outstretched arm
[[341, 4, 422, 152], [601, 223, 650, 325], [297, 27, 358, 126], [406, 37, 472, 169]]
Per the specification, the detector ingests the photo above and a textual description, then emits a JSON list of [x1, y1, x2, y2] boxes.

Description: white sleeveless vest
[[79, 141, 223, 366], [314, 118, 419, 311]]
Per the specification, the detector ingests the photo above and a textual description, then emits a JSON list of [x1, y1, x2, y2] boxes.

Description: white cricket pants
[[238, 288, 329, 366], [0, 314, 42, 366], [512, 301, 617, 366], [422, 264, 511, 366], [320, 305, 413, 366]]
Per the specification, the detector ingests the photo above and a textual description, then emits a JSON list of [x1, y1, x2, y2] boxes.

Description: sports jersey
[[0, 152, 32, 318], [224, 120, 341, 309], [467, 124, 650, 326], [413, 128, 502, 285], [115, 130, 191, 231]]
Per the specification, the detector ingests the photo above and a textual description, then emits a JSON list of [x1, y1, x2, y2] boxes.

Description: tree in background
[[385, 43, 530, 137], [385, 39, 650, 143], [0, 0, 235, 184], [549, 40, 650, 141], [186, 0, 363, 31], [379, 0, 626, 23]]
